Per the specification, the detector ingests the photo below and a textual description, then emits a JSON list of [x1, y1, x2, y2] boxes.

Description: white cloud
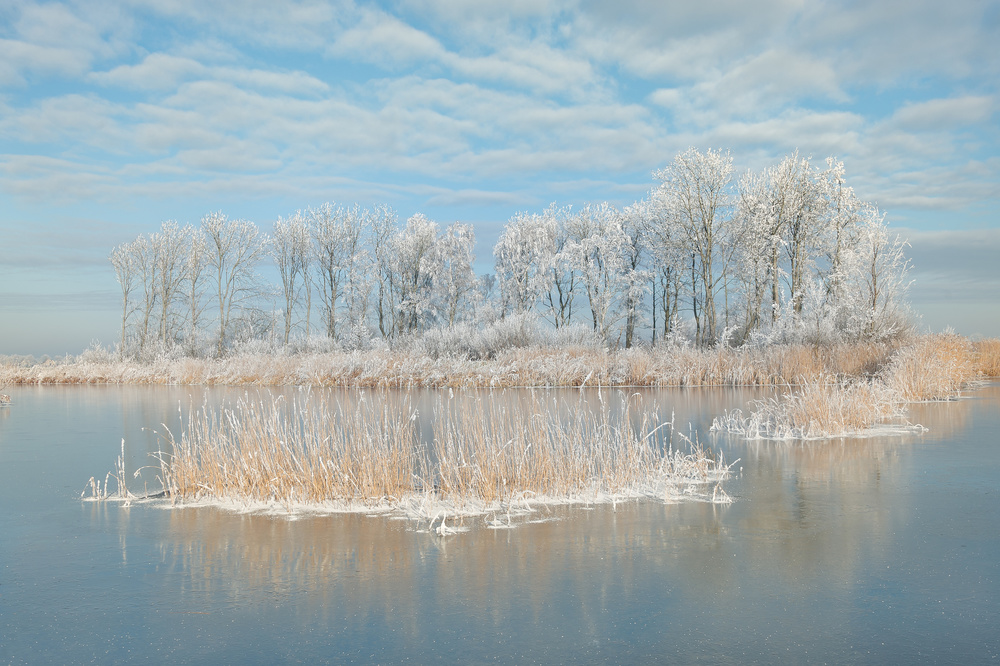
[[0, 0, 996, 228], [329, 9, 446, 66], [133, 0, 345, 51], [13, 1, 117, 54], [89, 53, 205, 91], [0, 38, 90, 84], [903, 228, 1000, 303], [889, 96, 996, 132], [423, 188, 528, 208], [797, 0, 998, 84], [91, 53, 330, 96]]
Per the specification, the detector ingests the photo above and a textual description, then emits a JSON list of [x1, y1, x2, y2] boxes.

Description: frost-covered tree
[[565, 203, 631, 342], [652, 148, 735, 346], [537, 205, 578, 330], [432, 222, 477, 326], [620, 202, 651, 348], [310, 203, 368, 342], [735, 168, 778, 335], [202, 212, 267, 356], [839, 206, 912, 341], [494, 210, 549, 317], [109, 242, 138, 356], [130, 235, 159, 353], [392, 213, 439, 334], [735, 153, 852, 338], [271, 212, 311, 345], [642, 192, 684, 343], [150, 221, 189, 346], [818, 157, 864, 303], [182, 225, 210, 354], [371, 205, 401, 339]]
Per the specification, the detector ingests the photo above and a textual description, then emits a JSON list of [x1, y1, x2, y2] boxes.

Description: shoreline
[[3, 334, 996, 389]]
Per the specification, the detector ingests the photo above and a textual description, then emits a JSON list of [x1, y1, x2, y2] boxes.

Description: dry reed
[[972, 338, 1000, 378], [1, 340, 917, 389], [713, 333, 985, 439], [712, 381, 906, 440], [879, 333, 978, 401], [95, 391, 734, 522]]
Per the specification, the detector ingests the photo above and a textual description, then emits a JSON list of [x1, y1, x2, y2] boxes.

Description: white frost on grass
[[83, 390, 738, 532], [86, 451, 736, 533], [710, 380, 930, 440]]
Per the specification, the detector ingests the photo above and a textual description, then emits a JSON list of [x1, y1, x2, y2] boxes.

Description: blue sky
[[1, 0, 998, 355]]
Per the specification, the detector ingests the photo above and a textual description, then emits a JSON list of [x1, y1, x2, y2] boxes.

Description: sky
[[1, 0, 998, 355]]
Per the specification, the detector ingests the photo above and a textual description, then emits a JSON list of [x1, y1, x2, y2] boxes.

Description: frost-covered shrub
[[546, 322, 603, 349], [230, 337, 281, 357], [400, 313, 608, 360], [408, 313, 541, 360], [653, 316, 695, 349], [78, 341, 117, 364], [284, 335, 341, 355]]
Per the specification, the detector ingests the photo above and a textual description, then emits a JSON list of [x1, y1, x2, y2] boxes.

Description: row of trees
[[111, 149, 912, 358], [111, 205, 485, 358], [494, 149, 911, 347]]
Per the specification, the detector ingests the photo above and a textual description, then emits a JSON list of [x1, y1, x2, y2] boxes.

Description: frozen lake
[[1, 384, 998, 663]]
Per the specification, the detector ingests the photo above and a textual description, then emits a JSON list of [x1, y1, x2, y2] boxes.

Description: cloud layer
[[0, 0, 997, 351], [1, 0, 996, 216]]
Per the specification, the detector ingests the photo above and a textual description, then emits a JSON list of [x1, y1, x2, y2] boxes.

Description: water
[[1, 384, 998, 663]]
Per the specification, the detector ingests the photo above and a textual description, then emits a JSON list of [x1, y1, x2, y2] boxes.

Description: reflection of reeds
[[116, 392, 733, 520]]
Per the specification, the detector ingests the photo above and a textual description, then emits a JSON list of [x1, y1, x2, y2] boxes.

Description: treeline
[[495, 149, 910, 348], [111, 149, 912, 358], [111, 205, 488, 358]]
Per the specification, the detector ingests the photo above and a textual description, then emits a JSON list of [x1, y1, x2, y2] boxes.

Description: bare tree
[[652, 148, 735, 345], [310, 203, 359, 341], [271, 212, 310, 345], [181, 225, 209, 353], [109, 242, 138, 357], [149, 221, 189, 346], [202, 212, 267, 356]]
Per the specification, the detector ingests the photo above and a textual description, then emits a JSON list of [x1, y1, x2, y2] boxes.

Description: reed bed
[[972, 338, 1000, 378], [93, 391, 734, 523], [711, 381, 906, 440], [879, 333, 978, 401], [431, 393, 729, 506], [713, 333, 988, 439], [0, 339, 927, 389]]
